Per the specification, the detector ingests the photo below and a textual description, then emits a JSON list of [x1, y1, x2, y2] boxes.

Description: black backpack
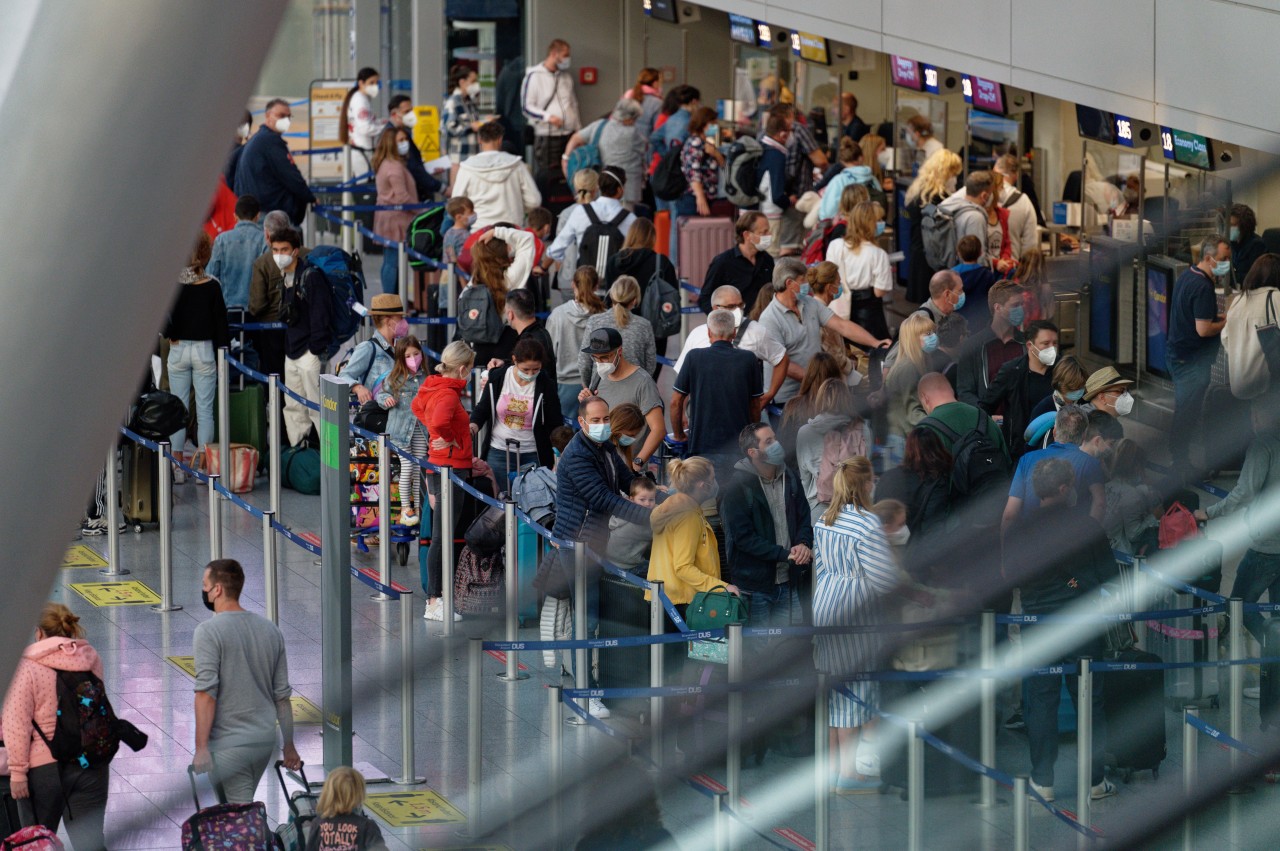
[[652, 142, 688, 201], [34, 670, 121, 768], [407, 205, 446, 268], [922, 407, 1011, 524], [579, 207, 630, 273]]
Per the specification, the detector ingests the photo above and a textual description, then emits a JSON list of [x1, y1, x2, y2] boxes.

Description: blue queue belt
[[1138, 562, 1228, 604], [1184, 713, 1262, 757], [314, 201, 442, 213]]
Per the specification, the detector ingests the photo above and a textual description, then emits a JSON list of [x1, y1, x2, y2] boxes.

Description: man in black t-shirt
[[1167, 236, 1227, 473], [979, 320, 1058, 460]]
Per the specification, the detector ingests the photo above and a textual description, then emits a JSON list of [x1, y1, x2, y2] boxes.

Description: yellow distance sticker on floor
[[290, 695, 323, 725], [365, 789, 466, 826], [167, 656, 197, 678], [70, 581, 161, 607], [63, 545, 108, 568]]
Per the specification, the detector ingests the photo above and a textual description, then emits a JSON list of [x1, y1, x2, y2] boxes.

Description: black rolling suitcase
[[879, 679, 981, 798], [1104, 648, 1167, 780], [596, 573, 651, 717], [1260, 619, 1280, 731]]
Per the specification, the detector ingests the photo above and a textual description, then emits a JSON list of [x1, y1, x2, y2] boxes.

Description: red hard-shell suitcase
[[677, 217, 734, 290]]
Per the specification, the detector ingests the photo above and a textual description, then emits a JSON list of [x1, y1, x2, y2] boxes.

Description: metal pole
[[712, 791, 730, 851], [468, 637, 482, 837], [207, 473, 222, 562], [447, 265, 459, 320], [815, 674, 829, 851], [679, 278, 690, 352], [908, 718, 924, 851], [342, 145, 355, 255], [101, 441, 128, 576], [650, 580, 665, 771], [269, 374, 282, 517], [727, 622, 743, 819], [549, 684, 563, 851], [1230, 597, 1244, 780], [1076, 657, 1093, 851], [574, 541, 588, 693], [217, 347, 230, 487], [1013, 775, 1029, 851], [441, 471, 456, 635], [499, 500, 528, 681], [980, 609, 996, 808], [150, 442, 181, 613], [398, 240, 410, 310], [262, 510, 278, 624], [397, 588, 424, 785], [1183, 705, 1198, 851], [375, 434, 393, 602]]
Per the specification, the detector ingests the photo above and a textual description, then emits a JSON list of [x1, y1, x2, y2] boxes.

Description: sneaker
[[1004, 711, 1026, 731], [399, 512, 420, 527], [423, 600, 462, 622], [172, 458, 187, 485], [833, 776, 880, 795], [1245, 686, 1261, 700], [854, 747, 881, 778], [1030, 780, 1054, 802], [588, 698, 611, 719], [1090, 780, 1117, 800], [80, 518, 107, 537]]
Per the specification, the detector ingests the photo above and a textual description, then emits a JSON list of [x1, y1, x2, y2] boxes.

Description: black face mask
[[202, 589, 215, 612]]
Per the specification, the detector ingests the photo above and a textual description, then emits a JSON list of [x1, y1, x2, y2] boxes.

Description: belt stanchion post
[[447, 265, 459, 321], [102, 441, 127, 577], [1013, 776, 1029, 851], [441, 471, 456, 635], [814, 674, 829, 851], [262, 510, 278, 624], [649, 580, 665, 771], [548, 684, 563, 851], [397, 586, 424, 785], [374, 435, 393, 602], [726, 622, 743, 820], [397, 240, 410, 311], [1076, 657, 1093, 851], [341, 145, 355, 255], [980, 609, 996, 808], [150, 442, 181, 613], [269, 375, 282, 517], [498, 500, 527, 681], [207, 474, 222, 561], [712, 791, 730, 851], [1229, 597, 1245, 784], [1183, 705, 1198, 851], [679, 280, 690, 353], [569, 542, 588, 725], [217, 347, 230, 486], [467, 637, 483, 837], [907, 719, 924, 851]]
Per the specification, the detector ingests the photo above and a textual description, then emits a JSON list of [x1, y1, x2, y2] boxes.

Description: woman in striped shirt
[[812, 456, 900, 793]]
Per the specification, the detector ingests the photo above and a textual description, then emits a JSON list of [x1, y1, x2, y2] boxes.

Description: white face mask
[[364, 82, 380, 99], [885, 526, 911, 547], [397, 140, 411, 156], [401, 110, 418, 128], [754, 234, 772, 251], [1114, 391, 1134, 417], [272, 253, 294, 271], [274, 115, 292, 134], [557, 57, 572, 71], [467, 82, 482, 97], [595, 360, 617, 379], [728, 308, 744, 329], [1035, 345, 1057, 367], [237, 122, 251, 140], [877, 148, 892, 171]]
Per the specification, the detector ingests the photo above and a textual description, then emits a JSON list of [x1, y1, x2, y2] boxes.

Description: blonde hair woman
[[310, 766, 386, 848], [576, 275, 657, 385], [825, 201, 891, 339], [885, 312, 938, 445], [811, 457, 899, 793], [556, 169, 601, 291], [803, 263, 857, 383], [904, 148, 963, 302], [647, 456, 738, 607]]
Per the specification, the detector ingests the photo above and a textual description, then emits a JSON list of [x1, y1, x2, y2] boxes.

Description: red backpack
[[1158, 502, 1199, 550], [816, 423, 867, 504]]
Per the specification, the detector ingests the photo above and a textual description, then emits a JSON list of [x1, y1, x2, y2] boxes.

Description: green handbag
[[686, 586, 748, 631]]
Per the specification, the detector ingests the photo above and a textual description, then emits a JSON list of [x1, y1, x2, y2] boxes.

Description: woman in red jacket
[[411, 340, 476, 621]]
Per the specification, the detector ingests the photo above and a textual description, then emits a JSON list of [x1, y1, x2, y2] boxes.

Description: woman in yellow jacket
[[647, 457, 739, 616]]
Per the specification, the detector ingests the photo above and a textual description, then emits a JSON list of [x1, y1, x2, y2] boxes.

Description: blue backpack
[[565, 120, 607, 185], [304, 245, 366, 359]]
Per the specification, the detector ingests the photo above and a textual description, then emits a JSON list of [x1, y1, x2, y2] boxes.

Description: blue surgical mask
[[799, 283, 812, 297], [552, 447, 561, 460], [955, 292, 966, 310], [761, 440, 786, 466], [515, 368, 538, 382], [1230, 225, 1240, 243], [1214, 259, 1231, 277], [921, 332, 939, 353], [1007, 305, 1025, 326], [1066, 388, 1086, 402], [833, 286, 844, 300], [586, 423, 611, 442], [875, 221, 886, 236], [618, 434, 637, 447]]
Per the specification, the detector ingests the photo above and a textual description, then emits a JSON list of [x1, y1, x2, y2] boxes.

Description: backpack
[[920, 202, 983, 270], [723, 136, 764, 208], [33, 670, 120, 769], [406, 205, 446, 268], [579, 207, 629, 273], [512, 465, 558, 527], [565, 120, 606, 185], [301, 245, 366, 359], [457, 284, 504, 345], [801, 221, 843, 266], [281, 445, 321, 494], [651, 142, 688, 201], [0, 826, 62, 850], [639, 254, 682, 338], [922, 407, 1011, 523], [129, 390, 188, 441], [816, 423, 868, 504]]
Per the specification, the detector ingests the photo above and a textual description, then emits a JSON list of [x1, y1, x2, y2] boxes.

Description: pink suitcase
[[677, 217, 735, 290]]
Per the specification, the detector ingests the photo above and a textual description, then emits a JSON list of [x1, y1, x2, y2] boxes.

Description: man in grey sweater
[[937, 171, 994, 266]]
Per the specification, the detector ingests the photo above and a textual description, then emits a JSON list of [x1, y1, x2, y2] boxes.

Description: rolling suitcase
[[1104, 647, 1167, 780], [676, 217, 734, 290], [122, 442, 158, 530], [1260, 618, 1280, 731], [597, 573, 652, 717], [879, 678, 981, 798], [273, 761, 317, 851], [181, 766, 275, 850], [1146, 592, 1220, 706]]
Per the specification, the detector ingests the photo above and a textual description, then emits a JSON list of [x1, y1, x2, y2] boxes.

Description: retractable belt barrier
[[1184, 712, 1262, 757]]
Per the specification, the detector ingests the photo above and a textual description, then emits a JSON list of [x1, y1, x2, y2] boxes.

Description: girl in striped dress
[[812, 456, 900, 792]]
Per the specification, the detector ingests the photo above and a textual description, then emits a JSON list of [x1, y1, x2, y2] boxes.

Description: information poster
[[309, 80, 353, 183]]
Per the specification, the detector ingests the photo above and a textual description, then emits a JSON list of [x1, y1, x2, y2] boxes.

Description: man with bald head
[[916, 270, 966, 325], [918, 371, 1008, 460], [674, 284, 789, 409]]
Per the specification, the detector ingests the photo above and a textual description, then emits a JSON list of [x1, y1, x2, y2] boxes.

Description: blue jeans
[[380, 245, 399, 295], [1231, 548, 1280, 645], [745, 582, 797, 628], [167, 340, 217, 451], [1023, 653, 1106, 788], [1167, 353, 1213, 469], [558, 382, 581, 422]]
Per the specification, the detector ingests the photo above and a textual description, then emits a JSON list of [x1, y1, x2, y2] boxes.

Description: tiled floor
[[44, 445, 1280, 849]]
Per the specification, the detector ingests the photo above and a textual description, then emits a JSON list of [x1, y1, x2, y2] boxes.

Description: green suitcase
[[216, 383, 268, 457]]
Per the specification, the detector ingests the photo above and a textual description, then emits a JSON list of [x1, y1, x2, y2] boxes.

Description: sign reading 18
[[924, 67, 938, 89], [1162, 131, 1174, 153]]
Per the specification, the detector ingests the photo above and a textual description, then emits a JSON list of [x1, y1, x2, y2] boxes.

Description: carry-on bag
[[1103, 648, 1167, 780], [597, 573, 654, 717], [454, 545, 504, 615], [273, 761, 317, 851], [181, 765, 278, 850], [676, 217, 734, 290], [201, 443, 260, 494], [122, 442, 158, 528]]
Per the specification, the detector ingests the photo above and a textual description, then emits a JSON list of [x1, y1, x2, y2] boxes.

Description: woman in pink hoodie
[[2, 603, 110, 850]]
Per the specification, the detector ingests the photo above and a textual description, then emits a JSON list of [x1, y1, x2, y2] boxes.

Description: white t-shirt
[[826, 238, 892, 319], [489, 369, 538, 456], [674, 320, 787, 392]]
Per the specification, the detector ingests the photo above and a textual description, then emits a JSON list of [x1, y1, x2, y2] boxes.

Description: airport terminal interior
[[10, 0, 1280, 848]]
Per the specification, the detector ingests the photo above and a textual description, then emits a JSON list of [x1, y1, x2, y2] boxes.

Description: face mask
[[364, 82, 380, 98], [397, 140, 411, 156], [921, 333, 939, 353], [1214, 259, 1231, 277], [466, 213, 477, 227], [618, 434, 637, 447], [515, 368, 537, 382], [402, 110, 418, 128], [1114, 391, 1134, 417], [201, 589, 215, 612], [761, 440, 786, 466], [1066, 388, 1086, 402], [954, 291, 966, 310], [393, 318, 409, 338], [877, 148, 893, 170], [945, 176, 957, 194], [1007, 305, 1025, 327], [586, 422, 611, 442], [467, 82, 482, 97], [703, 481, 720, 502], [1123, 187, 1139, 204], [799, 283, 812, 297], [832, 286, 844, 301], [237, 122, 250, 140], [595, 360, 617, 379], [405, 354, 422, 373], [1230, 225, 1241, 243], [728, 307, 744, 328], [1035, 345, 1057, 367], [273, 252, 294, 271], [875, 221, 886, 236], [274, 115, 292, 134], [754, 234, 772, 251], [557, 57, 572, 71], [885, 526, 911, 547]]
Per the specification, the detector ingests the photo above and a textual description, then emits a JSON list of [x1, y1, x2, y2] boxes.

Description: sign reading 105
[[1116, 119, 1132, 141]]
